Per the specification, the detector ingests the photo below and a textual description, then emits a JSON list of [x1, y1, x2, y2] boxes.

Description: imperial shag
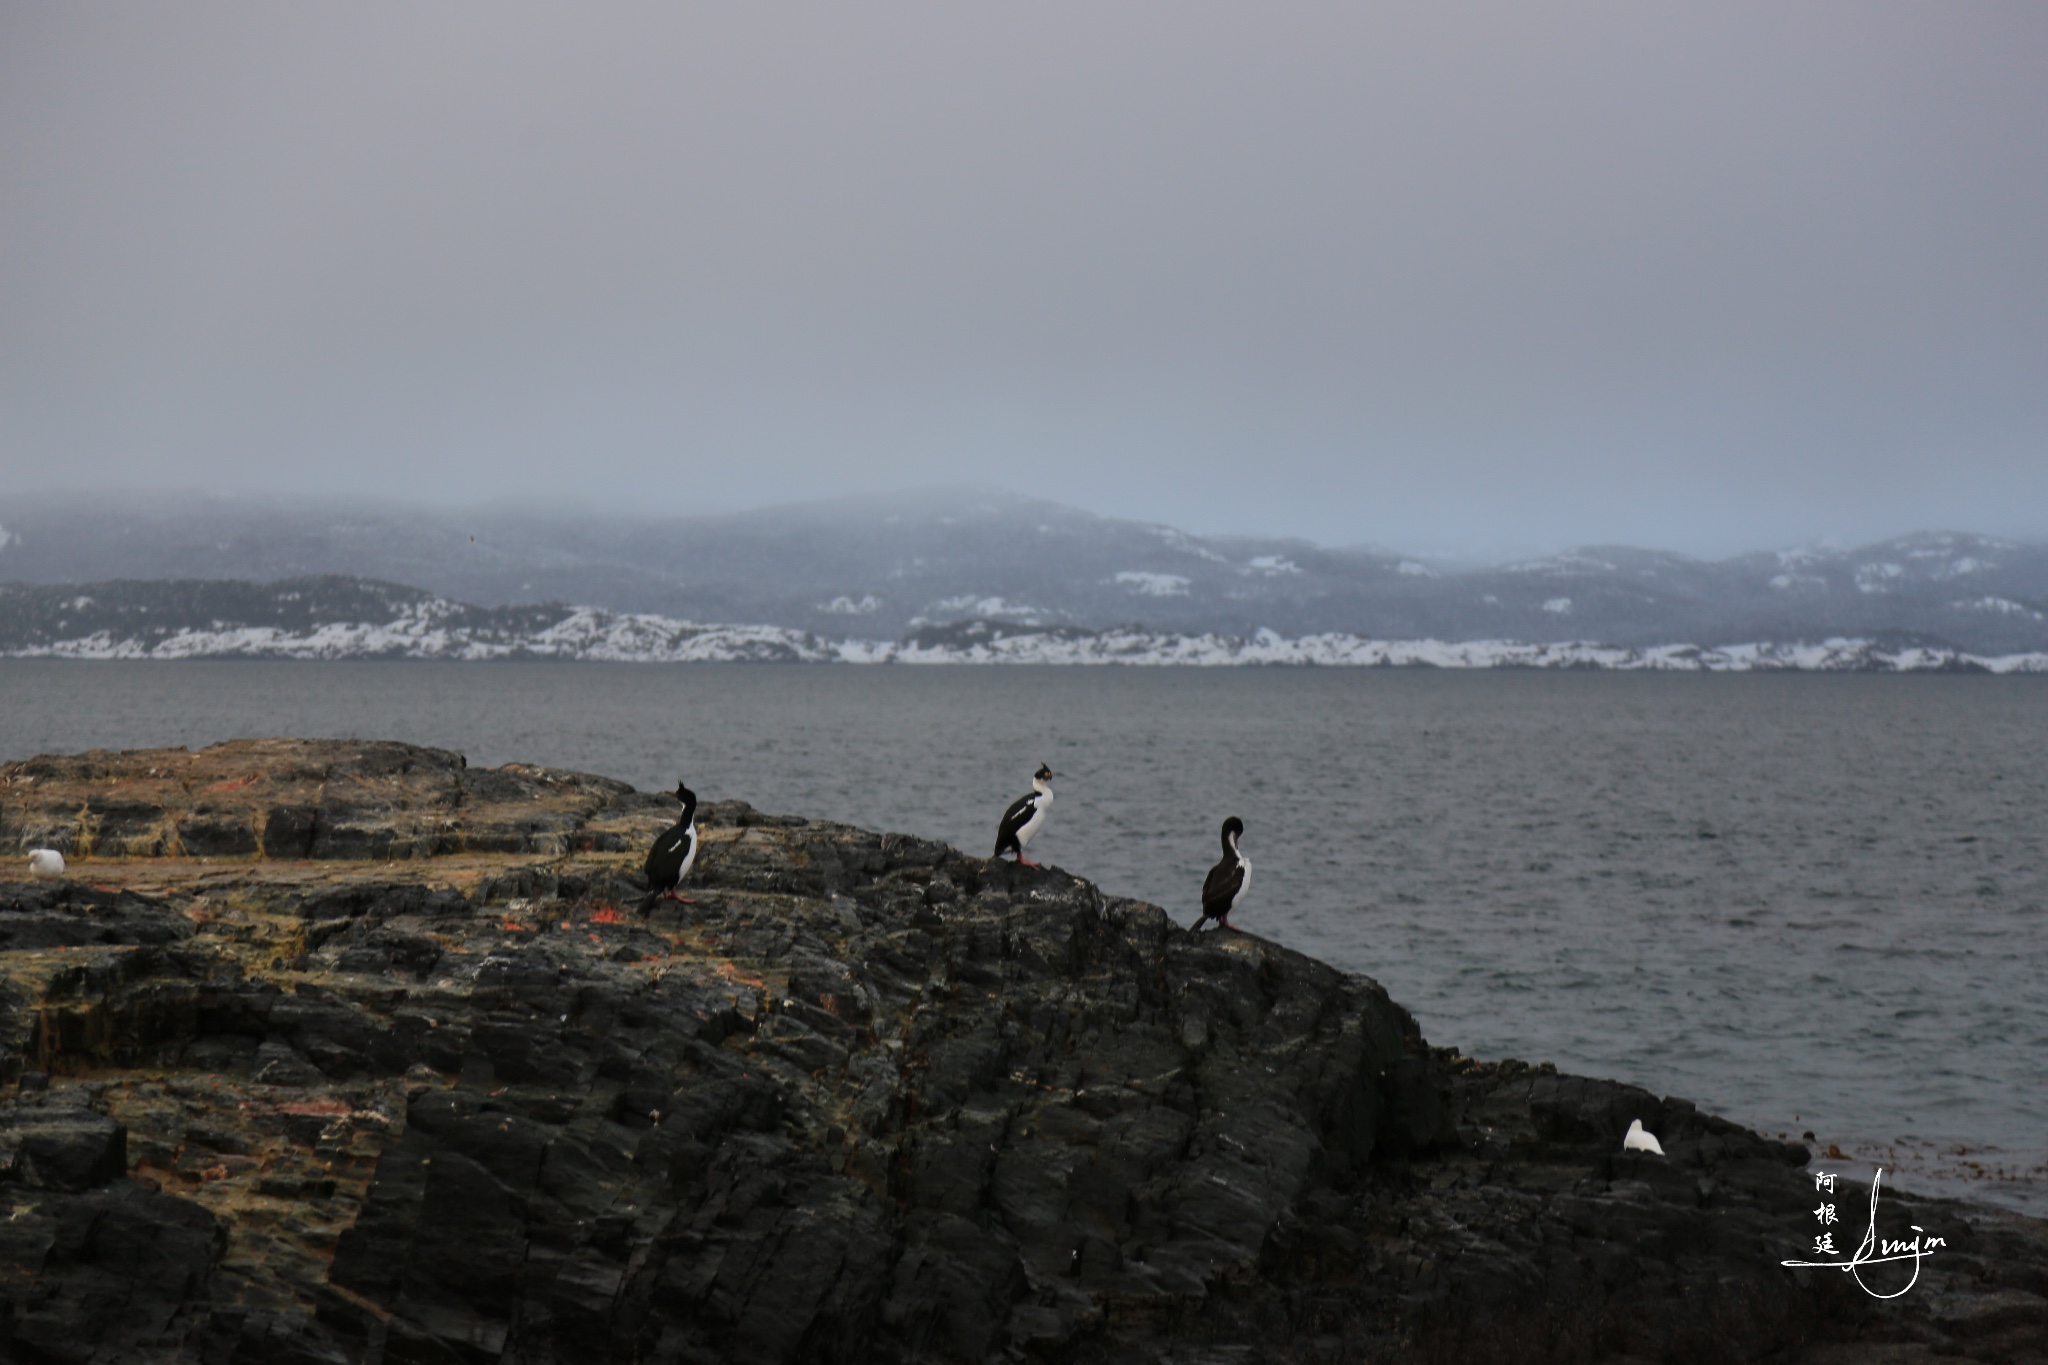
[[993, 764, 1055, 867], [638, 781, 700, 913], [1193, 817, 1249, 931]]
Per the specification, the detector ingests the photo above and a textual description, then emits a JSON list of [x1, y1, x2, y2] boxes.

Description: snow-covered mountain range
[[3, 576, 2045, 671], [2, 490, 2046, 660]]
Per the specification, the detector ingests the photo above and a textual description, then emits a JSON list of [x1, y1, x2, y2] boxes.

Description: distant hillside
[[2, 491, 2047, 653], [4, 575, 2045, 671], [0, 577, 838, 663]]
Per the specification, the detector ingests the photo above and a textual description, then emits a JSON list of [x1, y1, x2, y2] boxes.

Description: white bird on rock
[[28, 849, 65, 881], [1623, 1119, 1664, 1155]]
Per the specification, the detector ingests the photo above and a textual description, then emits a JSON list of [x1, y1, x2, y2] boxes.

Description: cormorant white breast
[[994, 765, 1055, 867], [1193, 817, 1249, 931], [638, 781, 699, 913]]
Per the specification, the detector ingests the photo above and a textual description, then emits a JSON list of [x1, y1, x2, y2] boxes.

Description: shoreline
[[2, 739, 2045, 1361]]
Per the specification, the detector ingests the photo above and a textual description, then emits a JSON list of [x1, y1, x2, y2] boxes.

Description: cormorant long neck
[[1222, 828, 1238, 856], [1032, 775, 1052, 796], [677, 788, 699, 827]]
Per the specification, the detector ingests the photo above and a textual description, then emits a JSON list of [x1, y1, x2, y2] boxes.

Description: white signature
[[1780, 1167, 1944, 1299]]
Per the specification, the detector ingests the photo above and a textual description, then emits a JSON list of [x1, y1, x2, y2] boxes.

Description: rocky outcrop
[[0, 740, 2043, 1363], [0, 738, 649, 860]]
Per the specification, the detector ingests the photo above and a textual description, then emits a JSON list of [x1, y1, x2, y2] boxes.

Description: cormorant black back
[[639, 780, 700, 913], [993, 764, 1056, 867], [1194, 816, 1250, 931]]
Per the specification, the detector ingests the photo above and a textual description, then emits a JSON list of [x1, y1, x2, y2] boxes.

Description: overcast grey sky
[[2, 3, 2044, 557]]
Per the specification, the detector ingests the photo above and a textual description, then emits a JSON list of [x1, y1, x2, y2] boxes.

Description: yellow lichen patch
[[97, 1068, 407, 1321], [67, 801, 100, 859]]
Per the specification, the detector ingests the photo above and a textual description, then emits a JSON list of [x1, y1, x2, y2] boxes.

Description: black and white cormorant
[[993, 764, 1056, 867], [638, 781, 699, 913], [1192, 816, 1250, 931]]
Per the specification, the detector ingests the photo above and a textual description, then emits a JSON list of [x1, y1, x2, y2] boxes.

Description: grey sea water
[[3, 660, 2044, 1214]]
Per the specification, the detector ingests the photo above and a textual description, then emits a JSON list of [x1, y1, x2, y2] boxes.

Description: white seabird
[[28, 849, 66, 881], [1623, 1119, 1665, 1155]]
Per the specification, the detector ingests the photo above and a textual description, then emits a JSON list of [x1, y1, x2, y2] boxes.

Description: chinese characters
[[1781, 1168, 1944, 1300], [1812, 1171, 1838, 1254]]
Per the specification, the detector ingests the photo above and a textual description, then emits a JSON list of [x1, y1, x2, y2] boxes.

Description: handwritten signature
[[1780, 1168, 1945, 1299]]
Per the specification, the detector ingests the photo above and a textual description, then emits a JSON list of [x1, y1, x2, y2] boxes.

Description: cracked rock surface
[[0, 739, 2043, 1364]]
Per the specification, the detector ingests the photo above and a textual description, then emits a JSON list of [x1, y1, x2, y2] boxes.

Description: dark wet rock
[[0, 1093, 127, 1190], [0, 882, 195, 951], [0, 1180, 227, 1362], [0, 740, 2040, 1363], [177, 806, 264, 858]]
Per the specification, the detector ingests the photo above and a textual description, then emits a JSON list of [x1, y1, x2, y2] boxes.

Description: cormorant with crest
[[1193, 816, 1249, 931], [993, 764, 1056, 867], [638, 781, 700, 913]]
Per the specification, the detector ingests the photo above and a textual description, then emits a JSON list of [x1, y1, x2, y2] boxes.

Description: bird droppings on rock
[[0, 738, 2039, 1363]]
